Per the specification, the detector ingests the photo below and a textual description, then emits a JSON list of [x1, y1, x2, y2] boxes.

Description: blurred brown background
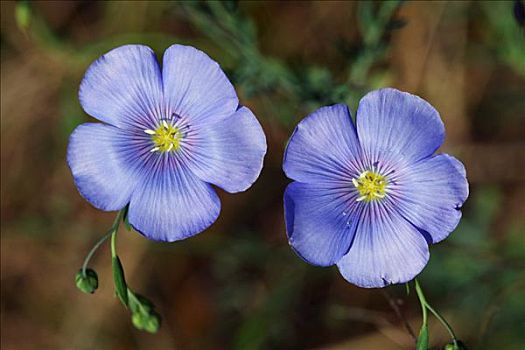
[[1, 1, 524, 350]]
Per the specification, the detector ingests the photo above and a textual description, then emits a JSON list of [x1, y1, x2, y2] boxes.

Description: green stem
[[415, 278, 458, 346], [110, 209, 125, 258], [426, 303, 458, 346], [81, 229, 113, 276], [111, 225, 118, 258], [81, 209, 125, 275], [415, 279, 428, 326]]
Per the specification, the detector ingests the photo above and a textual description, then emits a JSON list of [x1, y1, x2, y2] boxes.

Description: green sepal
[[416, 324, 429, 350], [122, 205, 132, 231], [75, 268, 98, 294], [132, 311, 161, 333], [128, 291, 154, 314], [112, 256, 128, 306]]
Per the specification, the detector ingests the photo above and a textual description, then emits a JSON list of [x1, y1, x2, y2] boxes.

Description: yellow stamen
[[352, 170, 387, 202], [150, 120, 182, 153]]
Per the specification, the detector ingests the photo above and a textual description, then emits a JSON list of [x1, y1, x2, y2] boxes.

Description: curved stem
[[426, 303, 458, 346], [415, 278, 458, 346], [81, 209, 126, 275], [81, 229, 113, 275], [110, 209, 125, 258], [415, 279, 428, 326], [111, 228, 117, 257]]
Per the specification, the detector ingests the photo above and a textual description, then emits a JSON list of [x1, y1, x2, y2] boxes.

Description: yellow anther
[[352, 170, 387, 202], [149, 120, 182, 153]]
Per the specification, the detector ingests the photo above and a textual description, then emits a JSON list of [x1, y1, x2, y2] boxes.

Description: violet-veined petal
[[182, 106, 266, 193], [283, 104, 363, 184], [127, 158, 221, 242], [356, 88, 444, 165], [284, 182, 361, 266], [162, 44, 238, 125], [67, 123, 140, 211], [79, 45, 164, 130], [336, 202, 430, 288], [391, 154, 469, 243]]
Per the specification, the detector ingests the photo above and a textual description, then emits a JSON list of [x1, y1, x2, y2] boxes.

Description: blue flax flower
[[283, 88, 469, 288], [67, 44, 266, 241]]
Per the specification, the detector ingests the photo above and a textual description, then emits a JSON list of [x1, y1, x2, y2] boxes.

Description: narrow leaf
[[112, 256, 128, 306], [416, 324, 429, 350]]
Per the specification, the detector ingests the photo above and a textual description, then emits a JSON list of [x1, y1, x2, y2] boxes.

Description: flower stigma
[[352, 170, 387, 202], [144, 120, 182, 153]]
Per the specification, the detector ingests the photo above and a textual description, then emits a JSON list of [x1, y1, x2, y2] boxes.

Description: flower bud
[[75, 268, 98, 294], [131, 311, 161, 333]]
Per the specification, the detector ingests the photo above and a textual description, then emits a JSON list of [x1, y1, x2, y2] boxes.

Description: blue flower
[[283, 88, 469, 288], [67, 44, 267, 241]]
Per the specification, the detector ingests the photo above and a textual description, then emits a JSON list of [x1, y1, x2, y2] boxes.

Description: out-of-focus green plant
[[421, 188, 525, 350], [481, 1, 525, 77], [15, 1, 31, 32], [179, 1, 403, 122], [12, 1, 525, 348]]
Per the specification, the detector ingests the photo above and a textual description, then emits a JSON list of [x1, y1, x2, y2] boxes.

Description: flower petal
[[79, 45, 164, 129], [356, 88, 444, 165], [67, 123, 139, 211], [337, 202, 430, 288], [284, 182, 361, 266], [391, 154, 469, 243], [127, 159, 221, 242], [182, 106, 267, 193], [283, 104, 363, 184], [162, 44, 238, 125]]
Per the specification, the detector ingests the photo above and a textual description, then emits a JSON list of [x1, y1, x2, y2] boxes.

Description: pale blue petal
[[356, 88, 444, 165], [284, 182, 361, 266], [162, 44, 238, 126], [390, 154, 469, 243], [79, 45, 164, 130], [128, 159, 221, 242], [67, 123, 140, 211], [337, 202, 430, 288], [181, 106, 267, 193], [283, 104, 363, 184]]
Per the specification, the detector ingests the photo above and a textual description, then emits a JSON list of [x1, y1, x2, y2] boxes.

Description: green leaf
[[416, 324, 429, 350], [75, 268, 98, 294], [112, 256, 128, 306]]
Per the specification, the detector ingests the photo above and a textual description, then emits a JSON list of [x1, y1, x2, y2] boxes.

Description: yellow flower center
[[144, 120, 182, 153], [352, 170, 387, 202]]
